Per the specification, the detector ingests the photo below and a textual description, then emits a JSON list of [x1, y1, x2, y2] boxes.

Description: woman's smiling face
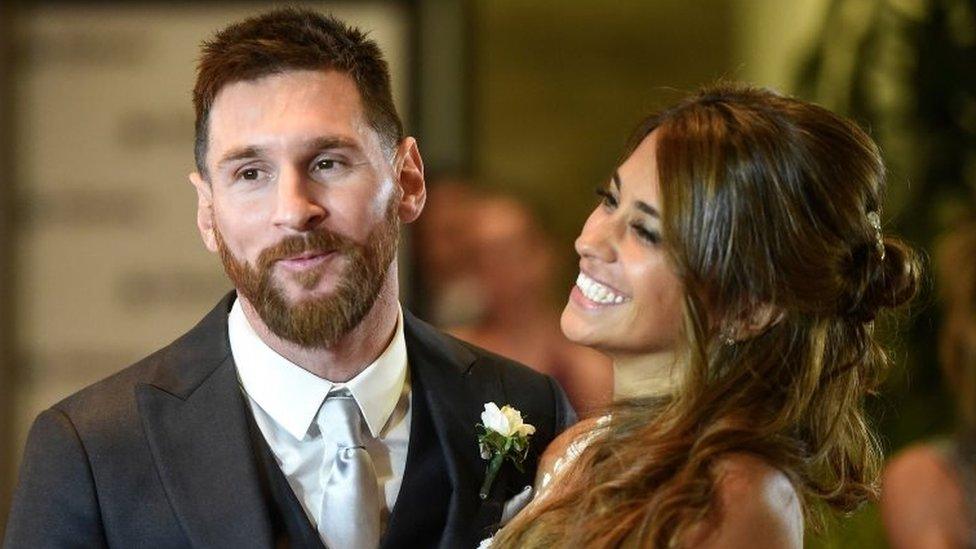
[[561, 131, 686, 357]]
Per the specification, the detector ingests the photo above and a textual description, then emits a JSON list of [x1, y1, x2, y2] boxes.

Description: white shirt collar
[[230, 296, 408, 441]]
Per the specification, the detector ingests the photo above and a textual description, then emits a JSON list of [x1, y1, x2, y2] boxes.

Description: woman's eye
[[632, 224, 661, 245], [596, 187, 618, 209]]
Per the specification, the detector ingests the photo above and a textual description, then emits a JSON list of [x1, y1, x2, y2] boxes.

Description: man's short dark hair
[[193, 8, 403, 176]]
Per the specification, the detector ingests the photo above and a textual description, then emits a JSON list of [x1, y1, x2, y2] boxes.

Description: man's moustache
[[256, 231, 355, 269]]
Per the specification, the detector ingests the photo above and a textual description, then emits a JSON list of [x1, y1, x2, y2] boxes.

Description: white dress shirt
[[229, 297, 412, 537]]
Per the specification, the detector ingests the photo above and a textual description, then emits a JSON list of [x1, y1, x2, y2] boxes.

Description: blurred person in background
[[882, 220, 976, 549], [488, 83, 921, 548], [411, 177, 487, 328], [449, 193, 612, 417]]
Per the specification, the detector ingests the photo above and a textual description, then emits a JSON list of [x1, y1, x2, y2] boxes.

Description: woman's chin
[[560, 304, 602, 349]]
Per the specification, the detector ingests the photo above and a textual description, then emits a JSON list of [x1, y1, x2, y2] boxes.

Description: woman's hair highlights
[[494, 83, 920, 548]]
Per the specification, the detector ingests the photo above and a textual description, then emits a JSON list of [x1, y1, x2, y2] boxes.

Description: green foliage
[[806, 503, 887, 549]]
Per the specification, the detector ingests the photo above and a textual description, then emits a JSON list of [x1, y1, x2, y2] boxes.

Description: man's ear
[[189, 171, 218, 253], [393, 137, 425, 224]]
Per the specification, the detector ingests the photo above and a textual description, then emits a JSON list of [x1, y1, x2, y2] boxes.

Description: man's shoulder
[[54, 342, 180, 418], [459, 337, 554, 386], [403, 312, 576, 433], [50, 295, 233, 428], [403, 311, 553, 386]]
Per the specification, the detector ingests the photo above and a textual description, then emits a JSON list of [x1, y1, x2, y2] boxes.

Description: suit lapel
[[136, 293, 274, 548], [398, 312, 516, 546]]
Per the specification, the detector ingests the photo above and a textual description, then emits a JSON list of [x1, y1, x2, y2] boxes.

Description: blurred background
[[1, 0, 973, 546]]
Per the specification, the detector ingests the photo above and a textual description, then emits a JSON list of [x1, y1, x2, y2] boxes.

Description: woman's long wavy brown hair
[[493, 83, 921, 548]]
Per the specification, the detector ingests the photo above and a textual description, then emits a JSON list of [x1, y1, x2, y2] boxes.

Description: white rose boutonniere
[[477, 402, 536, 499]]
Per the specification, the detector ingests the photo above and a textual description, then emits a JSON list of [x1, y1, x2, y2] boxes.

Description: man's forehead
[[206, 69, 375, 155], [210, 69, 362, 122]]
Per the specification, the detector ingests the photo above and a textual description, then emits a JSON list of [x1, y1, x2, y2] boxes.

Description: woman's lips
[[568, 269, 632, 310], [570, 284, 604, 310], [573, 271, 631, 306]]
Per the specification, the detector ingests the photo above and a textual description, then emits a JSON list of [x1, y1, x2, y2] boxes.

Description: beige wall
[[1, 1, 17, 534]]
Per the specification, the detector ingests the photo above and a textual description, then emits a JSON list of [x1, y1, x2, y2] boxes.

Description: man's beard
[[215, 199, 400, 348]]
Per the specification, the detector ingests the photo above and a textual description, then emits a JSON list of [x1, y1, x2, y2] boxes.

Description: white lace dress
[[478, 415, 611, 548]]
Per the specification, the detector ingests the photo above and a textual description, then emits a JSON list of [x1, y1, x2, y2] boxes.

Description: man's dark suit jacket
[[4, 294, 576, 548]]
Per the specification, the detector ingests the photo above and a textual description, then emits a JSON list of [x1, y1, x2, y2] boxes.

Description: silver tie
[[317, 389, 381, 549]]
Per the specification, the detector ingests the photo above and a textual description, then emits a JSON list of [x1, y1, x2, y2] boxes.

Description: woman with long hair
[[882, 221, 976, 548], [490, 83, 920, 548]]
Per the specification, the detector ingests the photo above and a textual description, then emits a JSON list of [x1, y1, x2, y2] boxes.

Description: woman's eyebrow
[[635, 201, 659, 218], [613, 171, 659, 218]]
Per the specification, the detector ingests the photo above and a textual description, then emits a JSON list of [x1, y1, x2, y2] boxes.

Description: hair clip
[[866, 211, 885, 260]]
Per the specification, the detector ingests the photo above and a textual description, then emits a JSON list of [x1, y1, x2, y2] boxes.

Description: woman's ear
[[745, 304, 786, 337], [725, 303, 786, 343]]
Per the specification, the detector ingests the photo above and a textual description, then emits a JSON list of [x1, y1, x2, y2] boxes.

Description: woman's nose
[[575, 209, 617, 263]]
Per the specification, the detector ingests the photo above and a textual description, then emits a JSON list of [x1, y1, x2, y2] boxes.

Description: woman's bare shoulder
[[685, 453, 804, 549]]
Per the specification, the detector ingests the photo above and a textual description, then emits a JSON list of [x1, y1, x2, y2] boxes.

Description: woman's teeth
[[576, 272, 629, 305]]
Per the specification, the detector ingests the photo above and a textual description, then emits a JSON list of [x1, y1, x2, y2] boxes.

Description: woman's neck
[[611, 351, 681, 400]]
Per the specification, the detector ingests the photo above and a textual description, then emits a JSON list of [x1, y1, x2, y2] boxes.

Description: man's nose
[[272, 167, 327, 232]]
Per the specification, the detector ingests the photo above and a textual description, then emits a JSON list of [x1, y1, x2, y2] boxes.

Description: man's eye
[[315, 159, 337, 171], [240, 168, 261, 181]]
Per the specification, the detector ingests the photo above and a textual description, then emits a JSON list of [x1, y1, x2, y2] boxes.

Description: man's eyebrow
[[215, 136, 362, 169], [304, 135, 360, 153], [217, 145, 264, 168], [612, 170, 660, 218]]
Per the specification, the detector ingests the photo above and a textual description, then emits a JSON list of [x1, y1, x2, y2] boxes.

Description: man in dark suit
[[4, 8, 575, 549]]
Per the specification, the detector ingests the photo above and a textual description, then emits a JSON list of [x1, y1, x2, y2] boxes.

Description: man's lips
[[275, 251, 336, 270]]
